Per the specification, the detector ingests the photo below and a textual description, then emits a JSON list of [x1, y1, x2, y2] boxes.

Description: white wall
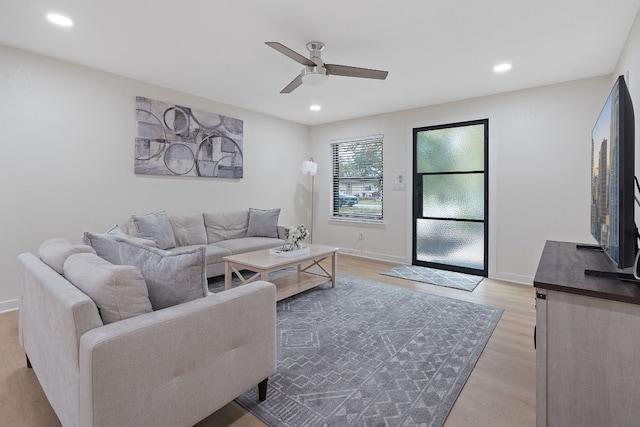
[[0, 44, 310, 310], [615, 5, 640, 102], [309, 76, 613, 284]]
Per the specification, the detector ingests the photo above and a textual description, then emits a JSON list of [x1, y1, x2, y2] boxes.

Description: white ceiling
[[1, 0, 639, 126]]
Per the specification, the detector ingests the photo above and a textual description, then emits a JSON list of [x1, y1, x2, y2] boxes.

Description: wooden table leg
[[331, 251, 337, 288], [225, 261, 231, 290]]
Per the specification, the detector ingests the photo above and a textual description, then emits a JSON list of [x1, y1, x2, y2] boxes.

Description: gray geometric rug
[[232, 274, 503, 426], [381, 265, 484, 292]]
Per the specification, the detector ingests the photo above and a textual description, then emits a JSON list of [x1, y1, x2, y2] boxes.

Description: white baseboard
[[338, 248, 407, 265], [493, 272, 534, 286], [0, 299, 19, 314]]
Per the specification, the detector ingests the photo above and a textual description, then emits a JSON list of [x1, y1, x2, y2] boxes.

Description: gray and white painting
[[135, 96, 243, 178]]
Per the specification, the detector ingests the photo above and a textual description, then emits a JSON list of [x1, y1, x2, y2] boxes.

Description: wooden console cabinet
[[534, 241, 640, 427]]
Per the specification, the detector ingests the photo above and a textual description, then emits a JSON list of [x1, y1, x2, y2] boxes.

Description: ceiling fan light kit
[[266, 41, 388, 93], [301, 66, 329, 86]]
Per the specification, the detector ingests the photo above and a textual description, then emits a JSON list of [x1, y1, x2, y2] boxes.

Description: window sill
[[328, 217, 386, 229]]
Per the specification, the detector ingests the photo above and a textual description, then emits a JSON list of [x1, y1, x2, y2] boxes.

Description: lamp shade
[[301, 160, 318, 176]]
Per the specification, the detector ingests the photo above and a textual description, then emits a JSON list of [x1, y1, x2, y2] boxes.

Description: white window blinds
[[331, 135, 383, 220]]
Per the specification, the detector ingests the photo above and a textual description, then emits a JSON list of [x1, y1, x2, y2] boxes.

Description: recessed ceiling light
[[46, 13, 74, 27], [493, 63, 512, 73], [310, 104, 321, 111]]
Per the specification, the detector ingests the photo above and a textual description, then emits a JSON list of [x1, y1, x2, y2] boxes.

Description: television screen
[[590, 75, 636, 269]]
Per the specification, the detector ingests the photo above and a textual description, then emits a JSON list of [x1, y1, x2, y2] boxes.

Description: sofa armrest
[[78, 281, 276, 427], [277, 224, 288, 239]]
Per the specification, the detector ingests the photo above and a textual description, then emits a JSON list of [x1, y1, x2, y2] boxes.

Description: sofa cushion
[[168, 244, 232, 266], [170, 214, 207, 247], [117, 239, 207, 310], [204, 210, 249, 243], [246, 208, 281, 238], [213, 237, 285, 255], [63, 253, 153, 324], [38, 238, 96, 275], [131, 211, 176, 250]]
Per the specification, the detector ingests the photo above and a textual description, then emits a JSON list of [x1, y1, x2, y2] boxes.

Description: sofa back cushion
[[63, 253, 153, 324], [38, 238, 96, 274], [170, 214, 207, 247], [131, 211, 177, 250], [117, 239, 207, 310], [204, 210, 249, 243]]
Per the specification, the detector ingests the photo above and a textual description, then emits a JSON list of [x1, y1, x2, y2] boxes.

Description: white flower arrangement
[[283, 224, 309, 251]]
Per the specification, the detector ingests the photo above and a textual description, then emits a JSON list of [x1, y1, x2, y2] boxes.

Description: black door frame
[[412, 118, 489, 277]]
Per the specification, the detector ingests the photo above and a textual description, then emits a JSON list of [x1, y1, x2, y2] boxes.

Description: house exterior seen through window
[[331, 135, 383, 221]]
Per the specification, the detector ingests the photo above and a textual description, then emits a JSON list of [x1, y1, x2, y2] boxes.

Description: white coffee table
[[223, 244, 339, 301]]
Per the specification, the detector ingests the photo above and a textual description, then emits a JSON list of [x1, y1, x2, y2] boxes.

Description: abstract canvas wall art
[[135, 96, 243, 178]]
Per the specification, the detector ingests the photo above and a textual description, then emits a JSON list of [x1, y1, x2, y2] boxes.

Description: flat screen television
[[590, 75, 636, 269]]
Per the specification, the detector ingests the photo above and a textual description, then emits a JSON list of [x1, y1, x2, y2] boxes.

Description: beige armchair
[[18, 250, 276, 427]]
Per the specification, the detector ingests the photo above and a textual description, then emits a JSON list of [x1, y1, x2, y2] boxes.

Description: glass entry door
[[412, 119, 488, 276]]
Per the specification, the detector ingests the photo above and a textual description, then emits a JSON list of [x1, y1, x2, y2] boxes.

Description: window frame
[[331, 134, 384, 222]]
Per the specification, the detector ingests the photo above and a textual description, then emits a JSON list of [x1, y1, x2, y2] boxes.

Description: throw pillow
[[63, 253, 153, 324], [169, 214, 207, 246], [131, 211, 177, 250], [246, 208, 280, 238], [82, 225, 129, 264], [38, 238, 96, 275], [116, 238, 207, 310]]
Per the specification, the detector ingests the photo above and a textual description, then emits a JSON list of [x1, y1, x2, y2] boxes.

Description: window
[[331, 135, 383, 221]]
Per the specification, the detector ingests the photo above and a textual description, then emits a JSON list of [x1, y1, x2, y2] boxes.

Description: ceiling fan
[[265, 41, 389, 93]]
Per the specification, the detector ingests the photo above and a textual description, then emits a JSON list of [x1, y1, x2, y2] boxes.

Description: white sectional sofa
[[84, 209, 286, 278], [18, 235, 277, 427]]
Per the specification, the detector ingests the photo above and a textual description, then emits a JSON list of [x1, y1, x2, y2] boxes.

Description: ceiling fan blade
[[280, 74, 303, 93], [265, 42, 315, 67], [325, 64, 388, 80]]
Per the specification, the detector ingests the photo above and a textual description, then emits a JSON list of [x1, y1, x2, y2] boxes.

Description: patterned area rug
[[381, 265, 484, 292], [229, 274, 502, 426]]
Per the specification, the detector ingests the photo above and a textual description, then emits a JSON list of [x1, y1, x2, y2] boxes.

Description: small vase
[[282, 238, 299, 252]]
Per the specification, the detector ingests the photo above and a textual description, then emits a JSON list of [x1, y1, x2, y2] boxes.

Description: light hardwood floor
[[1, 254, 536, 426]]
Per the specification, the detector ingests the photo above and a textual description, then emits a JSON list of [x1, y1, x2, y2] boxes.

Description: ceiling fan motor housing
[[302, 42, 329, 85]]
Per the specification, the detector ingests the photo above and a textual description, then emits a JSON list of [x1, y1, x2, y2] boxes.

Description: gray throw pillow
[[246, 208, 281, 238], [63, 253, 153, 324], [116, 238, 207, 310], [83, 225, 129, 264], [131, 211, 177, 250]]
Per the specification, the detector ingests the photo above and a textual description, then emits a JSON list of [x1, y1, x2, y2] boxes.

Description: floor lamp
[[301, 158, 318, 243]]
